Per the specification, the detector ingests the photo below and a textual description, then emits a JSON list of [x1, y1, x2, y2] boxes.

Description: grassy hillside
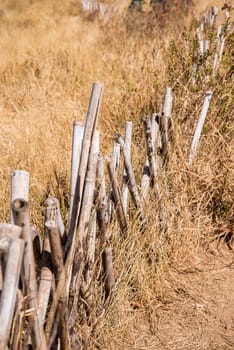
[[0, 0, 233, 348]]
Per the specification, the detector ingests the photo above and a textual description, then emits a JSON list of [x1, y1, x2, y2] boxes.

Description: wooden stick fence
[[0, 7, 230, 348]]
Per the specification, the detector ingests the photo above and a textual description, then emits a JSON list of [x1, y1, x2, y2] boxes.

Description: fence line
[[0, 5, 232, 349]]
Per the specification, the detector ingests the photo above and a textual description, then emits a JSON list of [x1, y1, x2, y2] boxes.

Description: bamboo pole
[[83, 131, 100, 304], [31, 226, 42, 275], [97, 156, 115, 298], [11, 199, 46, 350], [159, 113, 169, 164], [66, 82, 103, 257], [38, 230, 53, 330], [189, 91, 213, 165], [68, 152, 98, 326], [143, 116, 157, 186], [69, 122, 85, 223], [38, 198, 55, 330], [213, 26, 222, 73], [106, 156, 127, 236], [112, 142, 121, 174], [10, 289, 24, 350], [196, 29, 204, 56], [45, 222, 70, 350], [109, 143, 121, 221], [0, 223, 22, 253], [122, 122, 132, 216], [0, 238, 24, 350], [46, 83, 103, 341], [0, 224, 22, 300], [10, 170, 29, 224], [141, 159, 150, 199], [162, 87, 173, 121], [116, 135, 144, 218]]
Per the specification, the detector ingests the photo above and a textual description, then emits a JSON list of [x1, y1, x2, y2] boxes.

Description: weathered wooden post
[[189, 91, 213, 165], [122, 122, 132, 216], [0, 237, 24, 349]]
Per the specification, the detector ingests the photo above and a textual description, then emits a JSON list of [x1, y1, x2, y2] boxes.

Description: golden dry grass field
[[0, 0, 233, 348]]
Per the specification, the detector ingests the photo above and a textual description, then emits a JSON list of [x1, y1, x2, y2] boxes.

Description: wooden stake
[[0, 238, 24, 349], [11, 199, 46, 350], [122, 122, 132, 216], [189, 91, 213, 165]]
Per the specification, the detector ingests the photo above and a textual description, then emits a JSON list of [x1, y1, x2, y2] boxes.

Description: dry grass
[[0, 0, 233, 349]]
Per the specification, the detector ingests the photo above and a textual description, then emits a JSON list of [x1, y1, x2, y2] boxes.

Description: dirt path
[[117, 246, 234, 350], [154, 246, 234, 349]]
